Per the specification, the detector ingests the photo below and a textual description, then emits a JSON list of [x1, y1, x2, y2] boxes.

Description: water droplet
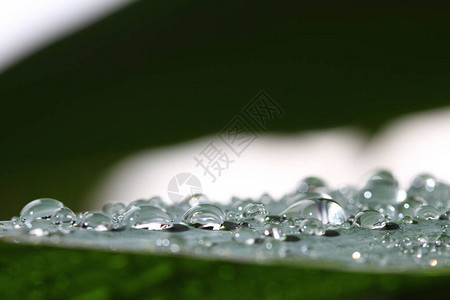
[[27, 219, 57, 236], [243, 203, 267, 221], [51, 207, 76, 226], [102, 202, 126, 216], [416, 235, 428, 247], [225, 210, 242, 222], [354, 210, 386, 229], [81, 212, 111, 231], [440, 211, 450, 220], [183, 204, 224, 230], [415, 205, 440, 220], [122, 206, 172, 230], [297, 177, 327, 193], [435, 234, 449, 247], [381, 233, 396, 248], [352, 251, 361, 260], [232, 228, 260, 244], [356, 171, 399, 210], [401, 216, 413, 224], [299, 218, 325, 236], [20, 198, 63, 223], [281, 198, 347, 225], [262, 224, 285, 240], [397, 195, 426, 218], [408, 174, 450, 213]]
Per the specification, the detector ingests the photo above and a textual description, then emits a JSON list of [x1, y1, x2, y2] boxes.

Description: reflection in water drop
[[51, 207, 76, 226], [20, 198, 64, 224], [356, 170, 400, 211], [354, 210, 386, 229], [81, 212, 111, 231], [397, 196, 426, 218], [243, 203, 267, 221], [299, 218, 325, 236], [183, 204, 224, 230], [408, 174, 450, 213], [281, 198, 347, 225], [122, 206, 173, 230]]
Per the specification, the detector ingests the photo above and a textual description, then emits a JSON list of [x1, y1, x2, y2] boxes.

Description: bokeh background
[[2, 0, 450, 219]]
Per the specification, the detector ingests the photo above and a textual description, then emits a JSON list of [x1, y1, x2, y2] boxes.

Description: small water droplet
[[122, 206, 173, 230], [299, 218, 325, 236], [20, 198, 64, 223], [416, 235, 429, 247], [354, 210, 386, 229], [401, 216, 413, 224], [381, 233, 396, 248], [81, 212, 111, 231], [243, 203, 267, 221], [51, 207, 76, 226], [435, 233, 449, 247], [183, 204, 224, 230]]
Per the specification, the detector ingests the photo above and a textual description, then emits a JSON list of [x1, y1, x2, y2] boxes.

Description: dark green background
[[1, 0, 450, 218]]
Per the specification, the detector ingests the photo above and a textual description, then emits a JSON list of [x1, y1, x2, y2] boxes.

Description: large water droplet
[[81, 212, 111, 231], [51, 207, 76, 226], [415, 205, 440, 220], [20, 198, 64, 224], [280, 198, 347, 225], [122, 206, 173, 230], [356, 171, 399, 211], [299, 218, 325, 236], [354, 210, 386, 229], [397, 196, 426, 218], [183, 204, 224, 230], [408, 174, 450, 213]]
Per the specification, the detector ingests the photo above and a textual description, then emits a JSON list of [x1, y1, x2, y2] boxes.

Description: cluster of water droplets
[[0, 171, 448, 270]]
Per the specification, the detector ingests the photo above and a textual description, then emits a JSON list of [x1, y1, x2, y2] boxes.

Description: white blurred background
[[0, 0, 132, 72]]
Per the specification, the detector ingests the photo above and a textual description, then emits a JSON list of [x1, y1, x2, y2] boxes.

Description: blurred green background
[[1, 1, 450, 299], [2, 0, 450, 218]]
